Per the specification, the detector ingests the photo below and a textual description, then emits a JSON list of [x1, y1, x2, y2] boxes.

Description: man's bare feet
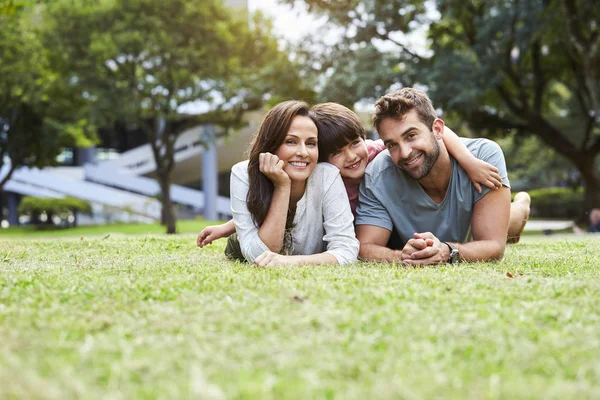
[[507, 192, 531, 244]]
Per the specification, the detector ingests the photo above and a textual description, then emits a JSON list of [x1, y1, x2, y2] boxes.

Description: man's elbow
[[488, 240, 506, 261], [358, 245, 370, 260]]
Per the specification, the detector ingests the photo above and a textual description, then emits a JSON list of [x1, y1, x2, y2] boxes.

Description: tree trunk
[[526, 115, 600, 221], [0, 164, 17, 191], [158, 172, 177, 234], [160, 203, 167, 226], [579, 157, 600, 219]]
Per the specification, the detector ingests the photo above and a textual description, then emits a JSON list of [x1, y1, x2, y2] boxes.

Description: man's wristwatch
[[443, 242, 460, 264]]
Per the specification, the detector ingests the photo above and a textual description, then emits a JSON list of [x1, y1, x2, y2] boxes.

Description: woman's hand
[[254, 251, 296, 267], [259, 152, 290, 188], [464, 159, 502, 193]]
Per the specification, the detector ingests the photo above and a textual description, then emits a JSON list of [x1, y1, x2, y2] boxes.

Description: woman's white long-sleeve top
[[230, 161, 359, 265]]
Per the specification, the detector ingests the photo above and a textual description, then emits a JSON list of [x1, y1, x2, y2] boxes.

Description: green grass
[[1, 234, 599, 399], [0, 219, 216, 238]]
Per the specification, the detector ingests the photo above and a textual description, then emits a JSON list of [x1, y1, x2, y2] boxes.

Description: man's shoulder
[[365, 150, 395, 179], [461, 138, 503, 159], [458, 137, 510, 199]]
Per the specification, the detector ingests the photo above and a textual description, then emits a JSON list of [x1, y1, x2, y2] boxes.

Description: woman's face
[[274, 115, 319, 183]]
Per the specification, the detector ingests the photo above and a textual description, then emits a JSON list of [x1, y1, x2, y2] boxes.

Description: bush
[[18, 196, 92, 227], [525, 187, 583, 219]]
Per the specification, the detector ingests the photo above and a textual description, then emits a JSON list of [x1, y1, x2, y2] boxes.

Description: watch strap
[[443, 242, 459, 264]]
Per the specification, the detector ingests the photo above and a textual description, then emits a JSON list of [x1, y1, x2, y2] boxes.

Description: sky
[[248, 0, 321, 43], [181, 1, 429, 113], [181, 0, 311, 115], [248, 0, 433, 50], [246, 1, 438, 112]]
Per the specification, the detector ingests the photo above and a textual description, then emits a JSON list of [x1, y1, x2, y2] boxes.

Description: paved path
[[523, 220, 574, 231]]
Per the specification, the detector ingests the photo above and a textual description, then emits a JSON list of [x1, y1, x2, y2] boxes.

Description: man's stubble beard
[[397, 134, 440, 181]]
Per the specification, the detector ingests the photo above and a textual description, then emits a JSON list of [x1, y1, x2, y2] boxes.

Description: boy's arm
[[442, 126, 502, 193], [197, 219, 236, 247]]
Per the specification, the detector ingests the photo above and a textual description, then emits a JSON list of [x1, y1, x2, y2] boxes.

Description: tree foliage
[[18, 196, 92, 227], [43, 0, 314, 233], [0, 0, 31, 15], [288, 0, 600, 212], [0, 8, 94, 189], [497, 134, 580, 190]]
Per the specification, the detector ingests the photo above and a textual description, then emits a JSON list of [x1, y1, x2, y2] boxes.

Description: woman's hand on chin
[[254, 251, 295, 267], [259, 152, 291, 188]]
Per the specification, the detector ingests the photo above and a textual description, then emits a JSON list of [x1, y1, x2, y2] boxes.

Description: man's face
[[378, 110, 441, 180]]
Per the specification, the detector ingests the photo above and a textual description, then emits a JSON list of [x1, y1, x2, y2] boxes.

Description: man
[[573, 208, 600, 234], [355, 87, 519, 265]]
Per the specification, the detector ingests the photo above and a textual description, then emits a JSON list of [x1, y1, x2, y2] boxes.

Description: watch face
[[449, 249, 460, 264]]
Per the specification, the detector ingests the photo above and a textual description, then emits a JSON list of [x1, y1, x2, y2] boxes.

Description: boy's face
[[327, 138, 369, 180]]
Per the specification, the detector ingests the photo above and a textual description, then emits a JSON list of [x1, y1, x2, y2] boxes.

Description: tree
[[44, 0, 315, 233], [0, 0, 29, 15], [496, 134, 581, 190], [18, 196, 92, 228], [0, 7, 93, 190], [287, 0, 600, 213]]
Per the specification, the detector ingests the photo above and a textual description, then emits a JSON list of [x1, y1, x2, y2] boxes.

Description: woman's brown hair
[[246, 100, 317, 229]]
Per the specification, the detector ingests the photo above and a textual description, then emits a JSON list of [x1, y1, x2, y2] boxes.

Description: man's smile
[[402, 153, 423, 168]]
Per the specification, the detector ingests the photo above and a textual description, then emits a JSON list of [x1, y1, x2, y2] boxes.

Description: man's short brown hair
[[312, 103, 366, 162], [373, 88, 437, 132]]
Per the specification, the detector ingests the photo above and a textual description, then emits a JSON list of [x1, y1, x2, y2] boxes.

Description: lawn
[[0, 233, 599, 399], [0, 219, 214, 238]]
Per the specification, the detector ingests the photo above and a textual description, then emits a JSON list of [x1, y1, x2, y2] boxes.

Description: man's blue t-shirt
[[355, 138, 510, 246]]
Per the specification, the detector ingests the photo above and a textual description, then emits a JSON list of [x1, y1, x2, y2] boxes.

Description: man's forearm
[[359, 243, 403, 263], [454, 239, 505, 262]]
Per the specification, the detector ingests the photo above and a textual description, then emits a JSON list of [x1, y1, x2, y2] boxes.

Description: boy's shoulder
[[365, 139, 387, 164]]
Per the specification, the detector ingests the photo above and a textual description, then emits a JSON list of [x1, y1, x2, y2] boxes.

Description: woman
[[227, 100, 359, 267]]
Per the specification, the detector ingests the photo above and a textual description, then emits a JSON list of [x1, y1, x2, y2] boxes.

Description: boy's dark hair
[[312, 103, 366, 162], [373, 87, 437, 132]]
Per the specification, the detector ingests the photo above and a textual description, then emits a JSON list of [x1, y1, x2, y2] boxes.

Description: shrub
[[18, 196, 92, 227], [525, 187, 583, 219]]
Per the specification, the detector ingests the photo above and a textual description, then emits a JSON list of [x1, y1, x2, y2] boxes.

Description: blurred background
[[0, 0, 598, 234]]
